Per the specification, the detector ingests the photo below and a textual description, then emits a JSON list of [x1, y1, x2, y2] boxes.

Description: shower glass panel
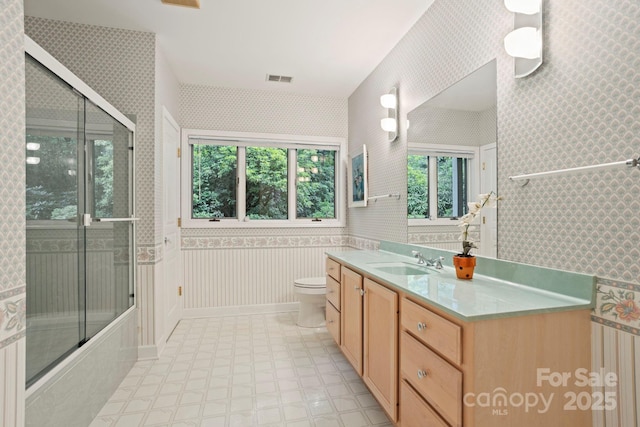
[[25, 55, 134, 386], [84, 101, 134, 339]]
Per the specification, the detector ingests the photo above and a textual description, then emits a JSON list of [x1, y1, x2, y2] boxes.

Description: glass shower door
[[25, 55, 135, 386], [84, 101, 135, 338], [25, 56, 86, 385]]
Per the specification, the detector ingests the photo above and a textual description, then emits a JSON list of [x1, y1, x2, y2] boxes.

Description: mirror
[[406, 60, 497, 257]]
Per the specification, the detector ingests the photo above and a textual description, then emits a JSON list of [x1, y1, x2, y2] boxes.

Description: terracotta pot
[[453, 255, 476, 280]]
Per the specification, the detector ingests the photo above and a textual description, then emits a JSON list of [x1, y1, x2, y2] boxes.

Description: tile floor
[[89, 312, 393, 427]]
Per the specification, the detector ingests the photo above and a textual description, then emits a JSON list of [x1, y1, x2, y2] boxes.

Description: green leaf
[[6, 302, 17, 314], [600, 303, 616, 314], [625, 292, 635, 300]]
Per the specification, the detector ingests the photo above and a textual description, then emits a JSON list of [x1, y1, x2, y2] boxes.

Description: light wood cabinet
[[401, 330, 462, 426], [399, 380, 448, 427], [325, 256, 592, 427], [340, 266, 363, 375], [325, 259, 342, 345], [363, 278, 398, 422]]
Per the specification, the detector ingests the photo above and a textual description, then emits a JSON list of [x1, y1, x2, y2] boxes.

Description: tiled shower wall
[[349, 1, 640, 425], [0, 0, 26, 425]]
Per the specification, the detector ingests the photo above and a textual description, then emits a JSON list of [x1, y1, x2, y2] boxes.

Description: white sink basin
[[366, 262, 432, 276]]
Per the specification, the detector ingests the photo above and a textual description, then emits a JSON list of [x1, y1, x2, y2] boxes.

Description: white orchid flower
[[458, 191, 501, 256]]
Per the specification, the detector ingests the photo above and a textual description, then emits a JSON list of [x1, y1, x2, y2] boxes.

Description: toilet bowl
[[293, 277, 326, 327]]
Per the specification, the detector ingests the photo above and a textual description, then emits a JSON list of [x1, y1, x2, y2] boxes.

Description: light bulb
[[26, 157, 41, 165], [26, 142, 41, 151], [380, 94, 397, 109], [380, 118, 397, 132], [504, 27, 541, 59], [504, 0, 540, 15]]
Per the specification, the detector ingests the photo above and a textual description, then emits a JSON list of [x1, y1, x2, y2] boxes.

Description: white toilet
[[293, 277, 327, 327]]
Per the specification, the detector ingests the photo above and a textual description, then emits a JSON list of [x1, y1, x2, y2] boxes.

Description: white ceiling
[[24, 0, 433, 98]]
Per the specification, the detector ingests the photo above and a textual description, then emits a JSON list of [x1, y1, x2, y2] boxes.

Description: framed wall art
[[348, 144, 368, 207]]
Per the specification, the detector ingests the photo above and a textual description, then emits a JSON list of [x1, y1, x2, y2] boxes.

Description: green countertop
[[326, 244, 595, 322]]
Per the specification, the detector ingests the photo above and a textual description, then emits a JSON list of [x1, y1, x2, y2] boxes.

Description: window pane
[[437, 156, 468, 218], [93, 140, 114, 218], [246, 146, 288, 219], [192, 144, 237, 219], [26, 134, 79, 220], [296, 149, 336, 219], [407, 154, 429, 219]]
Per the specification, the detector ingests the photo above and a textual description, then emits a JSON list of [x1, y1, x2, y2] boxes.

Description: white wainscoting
[[591, 323, 640, 427], [0, 339, 25, 427], [182, 245, 348, 314], [137, 263, 158, 357]]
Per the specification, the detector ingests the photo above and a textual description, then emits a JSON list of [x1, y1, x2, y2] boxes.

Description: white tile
[[339, 411, 370, 427], [90, 313, 387, 427], [123, 398, 153, 413], [143, 409, 172, 426], [308, 399, 334, 416], [282, 402, 308, 421], [173, 404, 201, 421], [257, 407, 282, 425]]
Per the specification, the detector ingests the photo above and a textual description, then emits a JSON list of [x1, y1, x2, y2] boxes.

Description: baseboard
[[183, 302, 299, 319], [137, 345, 159, 360]]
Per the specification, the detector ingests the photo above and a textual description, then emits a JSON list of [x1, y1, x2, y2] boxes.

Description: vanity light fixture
[[380, 87, 398, 142], [503, 0, 543, 77]]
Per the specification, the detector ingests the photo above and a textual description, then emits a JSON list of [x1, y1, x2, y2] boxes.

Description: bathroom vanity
[[325, 242, 595, 427]]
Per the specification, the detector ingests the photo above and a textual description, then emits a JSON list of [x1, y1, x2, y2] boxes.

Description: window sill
[[182, 218, 345, 229], [408, 218, 462, 227]]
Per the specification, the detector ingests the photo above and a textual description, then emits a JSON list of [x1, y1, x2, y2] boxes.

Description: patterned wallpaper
[[408, 105, 496, 147], [180, 85, 348, 137], [25, 17, 158, 248], [349, 0, 640, 332], [498, 0, 640, 285], [0, 0, 26, 350], [347, 0, 504, 244]]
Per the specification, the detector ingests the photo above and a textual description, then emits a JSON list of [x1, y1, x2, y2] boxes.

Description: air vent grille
[[266, 74, 293, 83]]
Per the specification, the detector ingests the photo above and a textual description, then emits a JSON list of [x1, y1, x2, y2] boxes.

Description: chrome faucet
[[411, 250, 427, 264], [411, 251, 444, 269]]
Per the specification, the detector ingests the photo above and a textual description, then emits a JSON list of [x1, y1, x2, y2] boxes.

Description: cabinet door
[[363, 278, 398, 422], [341, 267, 363, 375]]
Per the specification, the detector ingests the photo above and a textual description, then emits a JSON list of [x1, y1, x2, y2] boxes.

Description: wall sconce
[[503, 0, 543, 78], [380, 87, 398, 143]]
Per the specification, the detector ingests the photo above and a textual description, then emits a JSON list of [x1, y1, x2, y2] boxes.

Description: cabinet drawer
[[326, 258, 341, 282], [400, 380, 448, 427], [326, 301, 341, 345], [326, 276, 340, 310], [401, 298, 462, 366], [400, 331, 462, 427]]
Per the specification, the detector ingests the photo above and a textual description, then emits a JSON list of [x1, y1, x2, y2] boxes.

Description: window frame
[[181, 129, 346, 228], [408, 143, 480, 226]]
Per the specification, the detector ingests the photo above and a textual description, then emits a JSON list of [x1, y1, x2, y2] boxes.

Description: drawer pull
[[328, 320, 334, 324], [417, 369, 428, 380], [417, 322, 427, 331]]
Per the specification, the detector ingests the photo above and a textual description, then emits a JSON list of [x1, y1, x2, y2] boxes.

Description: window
[[183, 131, 345, 227], [192, 144, 237, 219], [408, 146, 477, 224]]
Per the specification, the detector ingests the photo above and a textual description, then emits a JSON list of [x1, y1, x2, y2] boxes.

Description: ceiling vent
[[161, 0, 200, 9], [266, 74, 293, 83]]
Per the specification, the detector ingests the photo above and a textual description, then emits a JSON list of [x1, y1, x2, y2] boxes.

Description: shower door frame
[[24, 34, 138, 390]]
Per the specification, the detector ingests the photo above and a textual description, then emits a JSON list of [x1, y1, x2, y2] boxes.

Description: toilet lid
[[294, 277, 326, 288]]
